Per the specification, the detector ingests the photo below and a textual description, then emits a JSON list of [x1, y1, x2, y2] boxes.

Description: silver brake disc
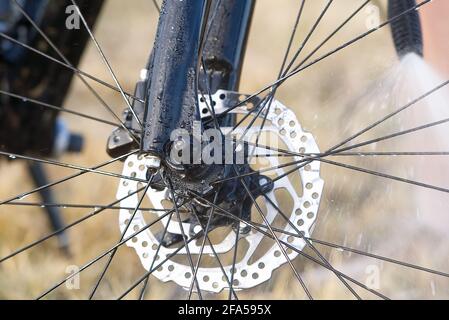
[[116, 90, 324, 293]]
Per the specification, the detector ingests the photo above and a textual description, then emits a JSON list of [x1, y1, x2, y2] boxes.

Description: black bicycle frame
[[0, 0, 104, 156], [141, 0, 254, 158]]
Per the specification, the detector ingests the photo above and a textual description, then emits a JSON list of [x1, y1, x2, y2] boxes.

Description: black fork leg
[[141, 0, 211, 157], [141, 0, 254, 160], [27, 162, 70, 255], [200, 0, 255, 94]]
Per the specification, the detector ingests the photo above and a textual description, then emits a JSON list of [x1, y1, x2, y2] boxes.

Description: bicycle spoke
[[282, 0, 333, 77], [215, 0, 431, 120], [209, 217, 449, 281], [335, 115, 449, 154], [214, 0, 326, 134], [230, 96, 276, 158], [117, 232, 201, 300], [0, 187, 145, 264], [278, 0, 306, 77], [268, 102, 449, 172], [236, 0, 372, 138], [214, 154, 319, 185], [205, 234, 239, 300], [0, 151, 146, 183], [37, 195, 190, 299], [334, 151, 449, 157], [0, 31, 139, 143], [224, 86, 271, 298], [187, 191, 218, 299], [198, 52, 245, 300], [200, 0, 226, 133], [176, 194, 240, 300], [215, 148, 449, 187], [236, 168, 313, 299], [166, 178, 203, 300], [246, 0, 307, 162], [88, 178, 154, 299], [0, 151, 138, 206], [138, 211, 174, 300], [71, 0, 143, 129], [5, 202, 168, 212], [228, 200, 241, 300], [0, 90, 119, 127], [291, 0, 371, 74], [308, 237, 449, 279], [268, 149, 449, 199], [0, 33, 140, 103], [216, 144, 447, 190], [2, 0, 444, 301], [253, 151, 449, 158], [245, 0, 307, 143], [189, 191, 389, 299], [10, 0, 141, 142], [211, 2, 443, 191], [330, 84, 449, 156], [262, 194, 361, 300], [208, 0, 368, 131], [274, 105, 449, 181], [213, 73, 449, 186], [215, 220, 387, 299], [319, 158, 449, 195], [229, 95, 269, 133], [202, 215, 449, 282], [126, 193, 196, 300]]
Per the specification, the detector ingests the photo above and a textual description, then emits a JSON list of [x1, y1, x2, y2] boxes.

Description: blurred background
[[1, 0, 449, 299]]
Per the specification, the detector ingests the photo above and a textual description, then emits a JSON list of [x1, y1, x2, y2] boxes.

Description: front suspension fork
[[140, 0, 210, 159], [140, 0, 255, 165]]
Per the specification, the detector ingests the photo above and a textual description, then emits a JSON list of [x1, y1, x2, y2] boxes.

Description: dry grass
[[1, 0, 449, 300]]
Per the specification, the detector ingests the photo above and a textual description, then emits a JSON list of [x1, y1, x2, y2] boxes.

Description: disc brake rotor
[[116, 90, 324, 293]]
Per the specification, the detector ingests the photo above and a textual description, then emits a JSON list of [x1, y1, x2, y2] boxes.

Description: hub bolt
[[145, 155, 161, 169]]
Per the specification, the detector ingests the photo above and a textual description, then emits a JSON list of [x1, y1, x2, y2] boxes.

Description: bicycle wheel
[[1, 0, 449, 300]]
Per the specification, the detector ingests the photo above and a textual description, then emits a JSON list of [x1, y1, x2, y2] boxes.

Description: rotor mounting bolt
[[193, 225, 202, 234], [239, 222, 251, 235]]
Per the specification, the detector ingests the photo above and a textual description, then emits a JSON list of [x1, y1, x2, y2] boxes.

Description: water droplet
[[357, 233, 363, 246], [430, 280, 436, 296]]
